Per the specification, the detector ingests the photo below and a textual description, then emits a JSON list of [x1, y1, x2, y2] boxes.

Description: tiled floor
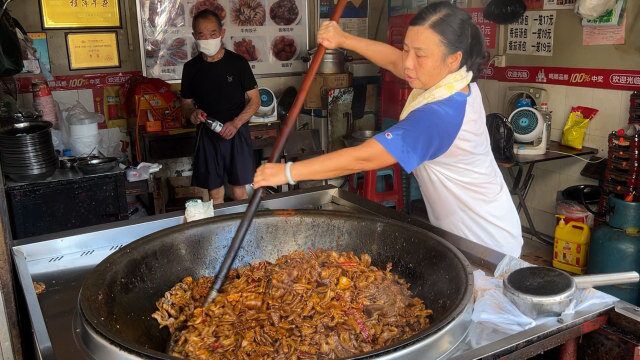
[[521, 234, 553, 266]]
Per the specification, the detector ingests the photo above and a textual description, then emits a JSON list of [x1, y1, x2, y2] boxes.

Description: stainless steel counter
[[5, 167, 124, 188], [12, 186, 638, 359]]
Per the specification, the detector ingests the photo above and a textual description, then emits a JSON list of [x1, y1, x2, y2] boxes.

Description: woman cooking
[[253, 2, 524, 257]]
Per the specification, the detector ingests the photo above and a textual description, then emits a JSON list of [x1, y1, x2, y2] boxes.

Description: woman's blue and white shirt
[[374, 83, 523, 257]]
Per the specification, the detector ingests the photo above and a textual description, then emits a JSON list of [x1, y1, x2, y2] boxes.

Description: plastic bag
[[561, 106, 598, 150], [469, 261, 618, 349], [556, 200, 594, 228], [0, 10, 24, 76], [63, 101, 104, 126], [483, 0, 527, 24], [576, 0, 617, 19], [471, 270, 536, 335], [486, 113, 515, 164], [60, 101, 104, 156]]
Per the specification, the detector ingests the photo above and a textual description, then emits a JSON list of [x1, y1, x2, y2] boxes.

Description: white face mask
[[197, 37, 222, 56]]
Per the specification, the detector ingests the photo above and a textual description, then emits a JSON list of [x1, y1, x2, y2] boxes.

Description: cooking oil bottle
[[553, 215, 591, 274]]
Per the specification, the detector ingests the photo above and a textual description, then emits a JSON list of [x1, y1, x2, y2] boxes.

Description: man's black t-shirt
[[181, 50, 258, 123]]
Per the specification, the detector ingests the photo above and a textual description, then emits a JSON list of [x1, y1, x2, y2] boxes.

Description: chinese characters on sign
[[481, 65, 640, 91], [40, 0, 120, 28], [583, 15, 626, 45], [543, 0, 576, 9], [66, 32, 120, 70], [524, 0, 543, 9], [507, 11, 556, 56], [14, 71, 141, 94], [463, 8, 497, 49], [319, 0, 368, 38]]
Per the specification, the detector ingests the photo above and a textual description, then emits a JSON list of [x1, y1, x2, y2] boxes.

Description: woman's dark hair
[[192, 9, 223, 30], [410, 2, 487, 81]]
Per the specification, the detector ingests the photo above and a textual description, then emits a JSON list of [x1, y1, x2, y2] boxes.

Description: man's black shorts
[[192, 124, 254, 190]]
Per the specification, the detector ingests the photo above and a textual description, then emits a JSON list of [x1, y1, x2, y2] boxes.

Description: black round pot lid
[[505, 266, 574, 296]]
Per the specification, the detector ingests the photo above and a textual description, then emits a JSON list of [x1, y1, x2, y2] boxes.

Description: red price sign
[[464, 8, 497, 49]]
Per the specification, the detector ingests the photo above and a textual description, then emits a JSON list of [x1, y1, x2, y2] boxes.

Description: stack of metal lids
[[0, 121, 57, 182]]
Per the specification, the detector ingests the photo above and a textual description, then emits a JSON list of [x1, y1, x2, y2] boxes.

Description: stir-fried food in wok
[[153, 250, 432, 359]]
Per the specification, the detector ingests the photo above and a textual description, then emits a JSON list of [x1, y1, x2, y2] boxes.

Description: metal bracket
[[615, 301, 640, 323]]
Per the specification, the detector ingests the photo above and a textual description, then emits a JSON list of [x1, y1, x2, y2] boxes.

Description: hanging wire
[[0, 0, 14, 17]]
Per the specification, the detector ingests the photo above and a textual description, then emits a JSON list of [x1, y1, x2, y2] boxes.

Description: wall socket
[[494, 55, 507, 68]]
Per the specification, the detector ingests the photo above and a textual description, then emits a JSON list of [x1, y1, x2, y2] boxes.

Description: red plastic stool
[[348, 164, 404, 211]]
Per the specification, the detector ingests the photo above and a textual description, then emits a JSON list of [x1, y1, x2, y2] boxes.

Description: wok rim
[[79, 210, 474, 359]]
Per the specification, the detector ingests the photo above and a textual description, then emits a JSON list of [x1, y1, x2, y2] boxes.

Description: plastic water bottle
[[538, 102, 552, 146], [205, 117, 223, 133]]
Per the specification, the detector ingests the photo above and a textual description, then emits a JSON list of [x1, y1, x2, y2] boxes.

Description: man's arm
[[234, 88, 260, 126], [182, 98, 206, 125], [218, 88, 260, 139]]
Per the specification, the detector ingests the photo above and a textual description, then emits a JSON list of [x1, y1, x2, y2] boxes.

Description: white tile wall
[[478, 79, 633, 236], [257, 76, 303, 97], [17, 89, 95, 113]]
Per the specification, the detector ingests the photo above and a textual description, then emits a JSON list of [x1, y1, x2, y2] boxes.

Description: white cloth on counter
[[98, 127, 128, 158], [468, 255, 618, 348], [184, 199, 214, 223]]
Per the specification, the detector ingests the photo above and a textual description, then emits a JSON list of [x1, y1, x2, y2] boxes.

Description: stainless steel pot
[[77, 210, 474, 359], [343, 130, 376, 147], [503, 266, 639, 318], [303, 48, 352, 73]]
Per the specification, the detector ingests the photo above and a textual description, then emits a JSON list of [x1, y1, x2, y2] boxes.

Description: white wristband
[[285, 162, 296, 185]]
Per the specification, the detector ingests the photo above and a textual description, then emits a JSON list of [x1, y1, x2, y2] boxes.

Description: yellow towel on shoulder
[[399, 66, 473, 121]]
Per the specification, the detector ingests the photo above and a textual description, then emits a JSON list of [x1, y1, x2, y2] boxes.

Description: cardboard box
[[106, 119, 128, 129], [168, 176, 209, 202], [304, 73, 353, 109]]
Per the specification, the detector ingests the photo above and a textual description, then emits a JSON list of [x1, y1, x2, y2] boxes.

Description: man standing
[[181, 10, 260, 204]]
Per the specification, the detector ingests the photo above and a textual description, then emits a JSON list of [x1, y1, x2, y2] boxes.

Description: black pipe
[[203, 0, 349, 305], [204, 186, 264, 304]]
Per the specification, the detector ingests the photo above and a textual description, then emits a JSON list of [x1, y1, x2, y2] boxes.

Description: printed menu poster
[[319, 0, 368, 39], [22, 33, 53, 80], [137, 0, 309, 81], [507, 11, 556, 56], [543, 0, 576, 9], [583, 15, 626, 45]]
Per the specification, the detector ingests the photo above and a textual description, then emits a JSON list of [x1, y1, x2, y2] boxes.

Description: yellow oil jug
[[553, 215, 591, 274]]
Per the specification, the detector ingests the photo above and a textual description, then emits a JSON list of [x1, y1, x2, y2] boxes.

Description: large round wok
[[78, 210, 474, 359]]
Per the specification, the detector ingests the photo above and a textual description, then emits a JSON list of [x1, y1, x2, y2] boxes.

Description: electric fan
[[509, 107, 549, 155], [250, 87, 278, 123]]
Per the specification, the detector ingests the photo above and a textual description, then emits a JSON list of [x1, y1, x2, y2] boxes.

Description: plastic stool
[[348, 164, 404, 211]]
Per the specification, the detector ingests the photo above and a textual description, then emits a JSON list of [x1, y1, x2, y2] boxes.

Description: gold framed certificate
[[66, 32, 121, 70], [40, 0, 121, 29]]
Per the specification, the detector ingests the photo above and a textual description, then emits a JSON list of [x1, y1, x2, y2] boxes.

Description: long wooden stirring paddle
[[203, 0, 349, 305]]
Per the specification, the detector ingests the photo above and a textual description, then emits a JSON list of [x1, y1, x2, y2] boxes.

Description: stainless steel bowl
[[351, 130, 376, 140], [503, 266, 639, 319], [343, 130, 376, 147], [76, 157, 118, 175], [59, 156, 78, 169]]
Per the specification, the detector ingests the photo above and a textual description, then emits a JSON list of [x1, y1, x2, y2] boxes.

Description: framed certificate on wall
[[40, 0, 122, 29], [66, 32, 121, 70]]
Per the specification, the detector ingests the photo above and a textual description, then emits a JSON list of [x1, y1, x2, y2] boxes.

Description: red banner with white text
[[15, 71, 142, 93], [480, 66, 640, 91]]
